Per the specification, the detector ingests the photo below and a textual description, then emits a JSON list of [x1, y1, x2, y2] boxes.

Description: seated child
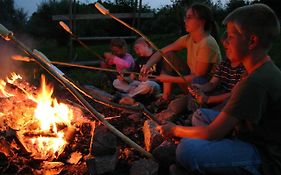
[[112, 38, 161, 103]]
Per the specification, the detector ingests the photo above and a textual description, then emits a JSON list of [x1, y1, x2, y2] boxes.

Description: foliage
[[0, 0, 27, 33], [1, 0, 281, 69]]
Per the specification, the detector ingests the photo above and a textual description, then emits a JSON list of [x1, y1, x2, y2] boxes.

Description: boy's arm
[[207, 92, 231, 104]]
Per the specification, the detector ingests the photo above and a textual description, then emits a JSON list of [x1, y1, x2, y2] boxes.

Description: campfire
[[0, 73, 76, 160], [0, 17, 173, 175], [0, 71, 162, 175]]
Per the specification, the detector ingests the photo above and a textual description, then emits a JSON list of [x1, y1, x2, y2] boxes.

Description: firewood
[[22, 131, 58, 138]]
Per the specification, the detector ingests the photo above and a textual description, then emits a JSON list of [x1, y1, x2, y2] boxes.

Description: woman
[[141, 3, 221, 102]]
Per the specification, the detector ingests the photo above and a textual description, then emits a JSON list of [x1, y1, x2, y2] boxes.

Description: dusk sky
[[14, 0, 175, 17]]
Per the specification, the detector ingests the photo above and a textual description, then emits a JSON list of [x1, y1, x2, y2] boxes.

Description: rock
[[119, 96, 136, 105], [84, 85, 114, 101], [167, 95, 188, 114], [130, 159, 159, 175], [86, 150, 118, 175], [127, 113, 142, 123], [91, 125, 117, 156], [143, 120, 164, 152], [152, 140, 177, 167], [155, 109, 177, 122]]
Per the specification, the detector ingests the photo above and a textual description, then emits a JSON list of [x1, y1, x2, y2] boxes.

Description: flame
[[0, 71, 74, 160], [28, 75, 73, 159], [0, 72, 22, 97], [7, 72, 22, 84]]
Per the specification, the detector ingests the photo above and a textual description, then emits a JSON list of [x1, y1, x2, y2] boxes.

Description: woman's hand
[[156, 121, 176, 137]]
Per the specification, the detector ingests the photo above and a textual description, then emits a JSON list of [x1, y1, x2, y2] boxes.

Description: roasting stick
[[0, 23, 153, 159], [11, 55, 162, 125], [59, 21, 104, 61], [11, 55, 157, 79]]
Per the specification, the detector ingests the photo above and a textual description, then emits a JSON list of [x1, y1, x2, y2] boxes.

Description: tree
[[0, 0, 27, 33]]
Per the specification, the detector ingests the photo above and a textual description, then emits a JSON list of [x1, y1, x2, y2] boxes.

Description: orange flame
[[29, 75, 73, 159], [0, 70, 74, 160]]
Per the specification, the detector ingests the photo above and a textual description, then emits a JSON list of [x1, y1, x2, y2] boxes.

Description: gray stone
[[84, 85, 114, 101], [130, 159, 159, 175], [86, 150, 118, 175], [155, 109, 177, 122], [152, 140, 177, 167], [91, 125, 117, 156], [167, 95, 188, 114]]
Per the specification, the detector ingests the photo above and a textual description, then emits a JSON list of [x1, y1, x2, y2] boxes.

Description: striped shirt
[[214, 59, 245, 92]]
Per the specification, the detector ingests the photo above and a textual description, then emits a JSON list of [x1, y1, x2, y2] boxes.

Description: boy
[[157, 4, 281, 175]]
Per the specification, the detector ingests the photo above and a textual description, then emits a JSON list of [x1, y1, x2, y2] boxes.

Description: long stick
[[12, 55, 162, 124], [11, 55, 157, 79], [94, 3, 189, 86], [59, 21, 104, 61], [0, 23, 153, 159]]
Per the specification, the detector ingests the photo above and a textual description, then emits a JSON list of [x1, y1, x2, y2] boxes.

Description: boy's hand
[[140, 65, 151, 76], [104, 52, 114, 64], [117, 75, 124, 81], [195, 92, 209, 105], [191, 83, 203, 91]]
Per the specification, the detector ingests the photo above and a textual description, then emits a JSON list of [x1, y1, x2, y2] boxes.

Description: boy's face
[[223, 22, 249, 63], [134, 43, 148, 57]]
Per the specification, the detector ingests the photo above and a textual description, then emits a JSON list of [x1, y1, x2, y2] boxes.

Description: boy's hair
[[110, 38, 127, 50], [223, 3, 280, 50], [134, 37, 150, 47]]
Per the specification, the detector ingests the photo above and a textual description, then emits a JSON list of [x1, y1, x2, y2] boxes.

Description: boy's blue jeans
[[177, 108, 262, 175]]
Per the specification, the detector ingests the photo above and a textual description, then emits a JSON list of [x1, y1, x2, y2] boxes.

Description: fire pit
[[0, 72, 165, 175], [0, 73, 95, 173]]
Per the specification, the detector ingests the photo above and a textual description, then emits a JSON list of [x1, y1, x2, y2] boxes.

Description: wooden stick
[[59, 21, 104, 61], [11, 55, 157, 79]]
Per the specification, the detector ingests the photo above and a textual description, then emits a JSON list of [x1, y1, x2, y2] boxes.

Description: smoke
[[0, 37, 40, 81]]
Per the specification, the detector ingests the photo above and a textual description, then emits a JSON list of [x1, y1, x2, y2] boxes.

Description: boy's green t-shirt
[[223, 61, 281, 174]]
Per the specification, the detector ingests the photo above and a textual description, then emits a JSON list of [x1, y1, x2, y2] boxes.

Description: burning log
[[143, 120, 165, 152], [22, 131, 59, 138]]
